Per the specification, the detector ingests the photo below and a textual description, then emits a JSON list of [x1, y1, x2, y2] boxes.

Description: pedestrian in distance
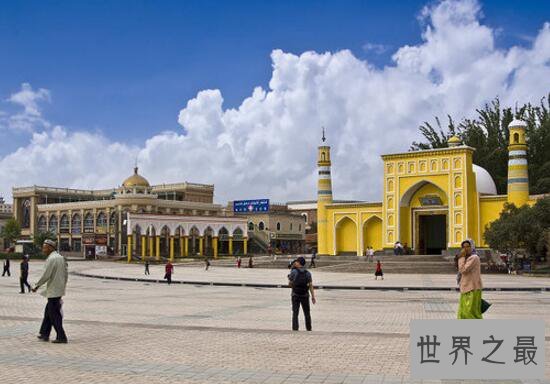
[[205, 258, 211, 271], [20, 255, 31, 293], [375, 260, 384, 280], [456, 239, 483, 319], [236, 256, 242, 268], [2, 257, 10, 276], [164, 261, 174, 284], [248, 256, 253, 268], [310, 250, 317, 268], [288, 256, 316, 331], [144, 259, 150, 275], [32, 239, 68, 344]]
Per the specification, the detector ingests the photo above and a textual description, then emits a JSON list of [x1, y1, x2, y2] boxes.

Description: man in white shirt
[[32, 239, 68, 343]]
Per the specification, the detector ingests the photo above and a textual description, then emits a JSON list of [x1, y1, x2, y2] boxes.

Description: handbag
[[481, 299, 492, 314]]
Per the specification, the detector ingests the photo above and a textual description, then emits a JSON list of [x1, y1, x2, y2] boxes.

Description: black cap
[[297, 256, 306, 266]]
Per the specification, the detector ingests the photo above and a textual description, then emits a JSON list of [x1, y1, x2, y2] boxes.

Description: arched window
[[84, 213, 94, 232], [110, 212, 117, 226], [513, 132, 520, 143], [71, 214, 81, 234], [97, 212, 107, 228], [59, 215, 69, 233], [48, 215, 58, 234], [258, 222, 265, 231], [290, 223, 293, 231], [276, 222, 281, 231], [248, 222, 254, 231], [37, 216, 47, 232]]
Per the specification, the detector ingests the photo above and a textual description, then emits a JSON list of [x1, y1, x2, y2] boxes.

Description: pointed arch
[[37, 215, 47, 232], [399, 180, 447, 207], [335, 216, 357, 255], [363, 216, 383, 252]]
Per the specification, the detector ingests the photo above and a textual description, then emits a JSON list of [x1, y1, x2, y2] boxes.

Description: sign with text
[[233, 199, 269, 213], [410, 319, 544, 379]]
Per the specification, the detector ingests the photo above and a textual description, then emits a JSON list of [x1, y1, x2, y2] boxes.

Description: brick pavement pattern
[[0, 260, 548, 384]]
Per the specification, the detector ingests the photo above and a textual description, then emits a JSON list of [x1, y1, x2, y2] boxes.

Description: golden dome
[[448, 135, 462, 147], [122, 167, 150, 188]]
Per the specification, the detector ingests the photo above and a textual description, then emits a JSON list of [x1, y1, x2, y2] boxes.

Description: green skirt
[[457, 289, 483, 319]]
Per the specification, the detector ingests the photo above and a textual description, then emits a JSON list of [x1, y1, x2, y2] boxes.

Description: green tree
[[484, 196, 550, 260], [411, 94, 550, 195], [0, 218, 21, 247], [33, 231, 56, 252]]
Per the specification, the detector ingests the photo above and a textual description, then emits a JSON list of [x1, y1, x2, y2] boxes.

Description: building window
[[38, 216, 47, 232], [97, 212, 107, 228], [248, 222, 254, 231], [299, 224, 301, 232], [71, 214, 81, 234], [48, 215, 58, 234], [514, 132, 520, 143], [84, 213, 94, 232], [276, 222, 281, 231], [59, 215, 70, 233], [22, 199, 31, 228], [290, 223, 293, 231], [258, 222, 265, 231], [110, 212, 117, 226]]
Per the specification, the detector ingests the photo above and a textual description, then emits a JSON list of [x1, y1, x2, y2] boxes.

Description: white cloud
[[362, 43, 390, 55], [0, 0, 549, 205], [1, 83, 51, 133]]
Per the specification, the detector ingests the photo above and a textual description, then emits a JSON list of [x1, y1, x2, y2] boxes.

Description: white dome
[[508, 119, 527, 129], [473, 164, 497, 195]]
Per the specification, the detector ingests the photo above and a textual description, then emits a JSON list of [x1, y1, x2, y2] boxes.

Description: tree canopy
[[484, 196, 550, 259], [411, 94, 550, 195], [0, 218, 21, 246]]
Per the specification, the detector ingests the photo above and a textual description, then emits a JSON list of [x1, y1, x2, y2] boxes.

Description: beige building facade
[[12, 167, 244, 258]]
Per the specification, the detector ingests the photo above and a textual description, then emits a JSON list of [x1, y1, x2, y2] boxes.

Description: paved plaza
[[0, 260, 549, 383]]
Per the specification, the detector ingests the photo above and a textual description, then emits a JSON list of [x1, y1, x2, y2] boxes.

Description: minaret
[[507, 119, 529, 206], [317, 128, 333, 255]]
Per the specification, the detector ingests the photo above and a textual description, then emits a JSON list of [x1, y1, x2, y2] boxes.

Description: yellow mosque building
[[317, 119, 538, 255]]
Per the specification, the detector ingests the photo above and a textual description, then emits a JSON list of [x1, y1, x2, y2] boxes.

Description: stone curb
[[71, 272, 550, 292]]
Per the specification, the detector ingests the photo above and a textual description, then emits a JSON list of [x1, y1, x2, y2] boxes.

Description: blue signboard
[[234, 199, 270, 213]]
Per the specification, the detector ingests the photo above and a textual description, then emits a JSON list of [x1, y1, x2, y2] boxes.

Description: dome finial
[[322, 126, 326, 143]]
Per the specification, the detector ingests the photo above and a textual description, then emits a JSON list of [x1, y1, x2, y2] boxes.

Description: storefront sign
[[82, 234, 95, 245], [95, 234, 108, 245]]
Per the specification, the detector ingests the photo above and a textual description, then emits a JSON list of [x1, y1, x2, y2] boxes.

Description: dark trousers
[[20, 273, 31, 292], [145, 266, 150, 275], [39, 297, 67, 341], [292, 295, 311, 331], [2, 266, 10, 276], [166, 273, 172, 284]]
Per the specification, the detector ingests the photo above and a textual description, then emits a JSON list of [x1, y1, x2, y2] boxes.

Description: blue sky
[[0, 0, 549, 203], [1, 0, 546, 145]]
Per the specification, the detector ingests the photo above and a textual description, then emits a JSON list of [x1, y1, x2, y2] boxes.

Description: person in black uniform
[[20, 255, 31, 293], [288, 256, 316, 331], [2, 257, 10, 277]]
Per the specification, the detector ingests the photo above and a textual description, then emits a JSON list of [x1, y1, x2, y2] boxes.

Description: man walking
[[2, 257, 10, 276], [164, 261, 174, 284], [288, 256, 316, 331], [144, 259, 150, 275], [32, 239, 68, 343], [20, 255, 31, 293]]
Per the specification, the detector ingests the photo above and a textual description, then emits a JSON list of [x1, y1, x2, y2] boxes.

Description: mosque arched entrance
[[400, 180, 448, 255]]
